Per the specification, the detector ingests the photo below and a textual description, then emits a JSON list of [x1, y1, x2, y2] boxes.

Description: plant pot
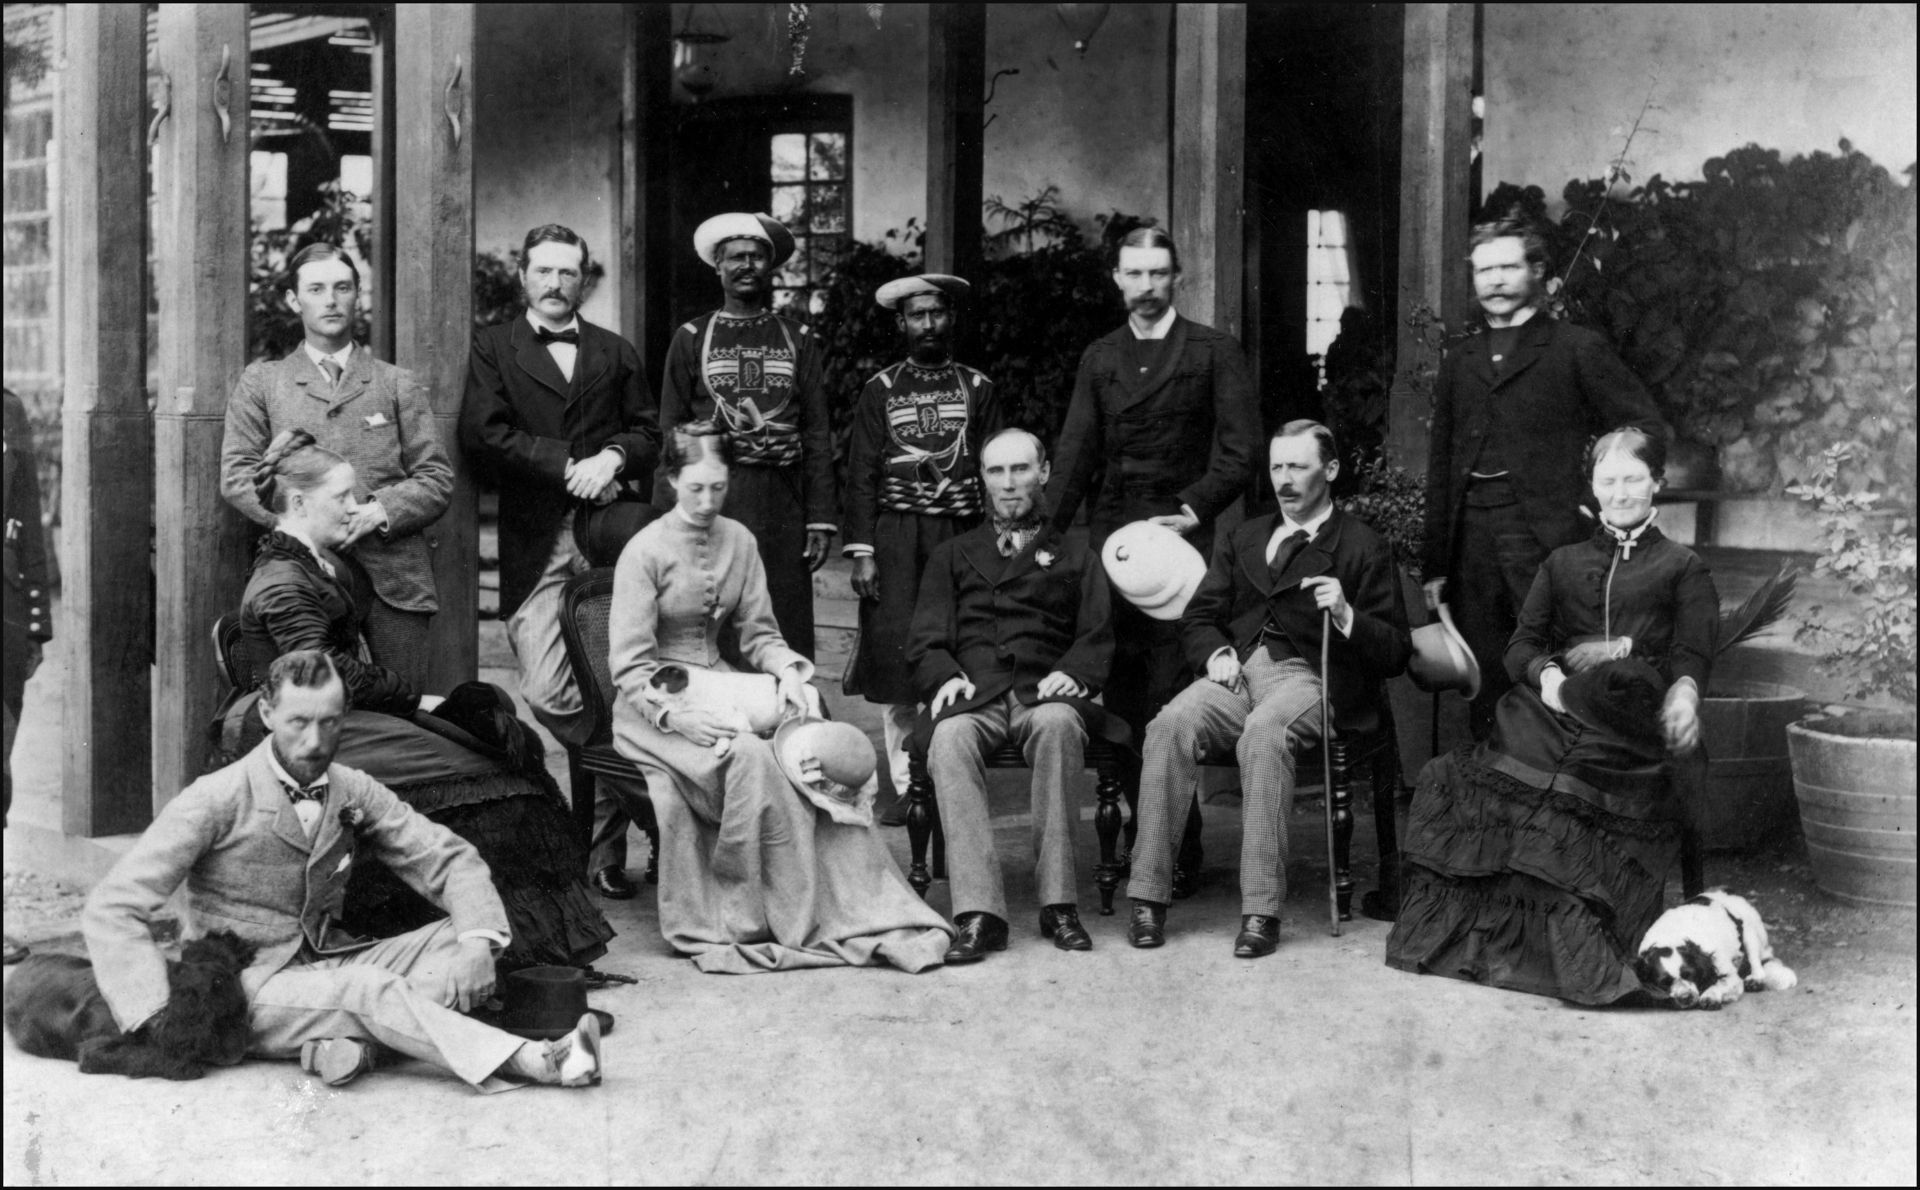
[[1786, 711, 1917, 907], [1697, 680, 1806, 851]]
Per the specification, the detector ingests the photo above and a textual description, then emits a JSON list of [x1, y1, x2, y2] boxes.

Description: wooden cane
[[1320, 607, 1339, 937]]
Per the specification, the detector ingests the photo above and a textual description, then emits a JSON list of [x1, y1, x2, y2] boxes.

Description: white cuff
[[1334, 606, 1355, 637], [805, 523, 838, 535], [1208, 645, 1235, 666], [844, 544, 874, 558], [458, 928, 510, 953]]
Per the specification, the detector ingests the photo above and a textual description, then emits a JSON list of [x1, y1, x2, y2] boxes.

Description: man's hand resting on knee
[[437, 937, 498, 1012]]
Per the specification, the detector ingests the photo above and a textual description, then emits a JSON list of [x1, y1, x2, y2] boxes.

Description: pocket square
[[334, 854, 352, 874], [363, 412, 391, 428]]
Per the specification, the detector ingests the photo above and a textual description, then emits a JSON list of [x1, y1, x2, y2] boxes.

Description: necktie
[[536, 326, 580, 346], [320, 358, 344, 390], [1269, 529, 1309, 586], [282, 780, 326, 805]]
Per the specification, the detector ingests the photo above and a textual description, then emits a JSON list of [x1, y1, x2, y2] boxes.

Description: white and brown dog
[[1633, 889, 1798, 1009]]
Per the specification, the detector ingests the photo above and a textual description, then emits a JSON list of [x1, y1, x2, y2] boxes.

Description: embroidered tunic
[[844, 359, 1000, 548]]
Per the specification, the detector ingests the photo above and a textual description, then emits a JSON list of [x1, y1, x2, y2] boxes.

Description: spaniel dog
[[4, 931, 256, 1079], [1633, 889, 1798, 1010]]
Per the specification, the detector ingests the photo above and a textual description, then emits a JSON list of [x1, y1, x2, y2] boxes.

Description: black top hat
[[1558, 657, 1668, 745], [495, 966, 615, 1041], [574, 498, 663, 568]]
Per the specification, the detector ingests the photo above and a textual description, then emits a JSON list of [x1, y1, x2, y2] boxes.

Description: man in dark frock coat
[[1422, 218, 1668, 738], [1046, 226, 1259, 882], [460, 223, 661, 899]]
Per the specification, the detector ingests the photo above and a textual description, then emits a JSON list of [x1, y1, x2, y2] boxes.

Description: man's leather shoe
[[1040, 905, 1092, 952], [943, 912, 1009, 964], [1128, 901, 1166, 949], [1233, 914, 1280, 958], [592, 866, 637, 900]]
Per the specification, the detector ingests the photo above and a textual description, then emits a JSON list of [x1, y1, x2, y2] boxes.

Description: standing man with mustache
[[1422, 219, 1667, 739], [461, 224, 661, 900], [843, 274, 1001, 813], [223, 243, 453, 690], [1046, 225, 1259, 889], [658, 213, 837, 659]]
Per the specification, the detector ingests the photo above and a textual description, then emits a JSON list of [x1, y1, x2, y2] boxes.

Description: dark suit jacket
[[1046, 315, 1259, 547], [1183, 507, 1411, 727], [460, 316, 661, 617], [906, 524, 1122, 745], [1421, 315, 1667, 578], [3, 389, 51, 646]]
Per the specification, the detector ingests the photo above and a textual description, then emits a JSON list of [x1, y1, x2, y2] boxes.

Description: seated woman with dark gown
[[1386, 426, 1715, 1004], [208, 429, 614, 971]]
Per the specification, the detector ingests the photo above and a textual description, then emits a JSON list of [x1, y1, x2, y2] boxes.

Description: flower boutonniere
[[1035, 548, 1057, 571], [338, 805, 367, 833]]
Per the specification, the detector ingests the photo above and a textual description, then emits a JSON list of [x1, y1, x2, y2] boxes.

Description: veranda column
[[394, 3, 478, 691], [1387, 2, 1474, 470], [621, 2, 674, 375], [926, 1, 985, 348], [1171, 3, 1247, 338], [151, 4, 252, 809], [59, 3, 152, 834]]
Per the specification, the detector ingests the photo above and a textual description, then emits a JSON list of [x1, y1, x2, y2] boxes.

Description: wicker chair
[[557, 567, 660, 883]]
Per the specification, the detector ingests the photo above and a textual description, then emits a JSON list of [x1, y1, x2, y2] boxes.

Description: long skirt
[[209, 694, 615, 971], [613, 707, 952, 974], [842, 510, 974, 705], [1385, 684, 1683, 1004]]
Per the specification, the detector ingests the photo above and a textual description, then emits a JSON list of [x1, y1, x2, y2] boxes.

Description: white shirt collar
[[526, 310, 582, 336], [1275, 502, 1335, 544], [1128, 306, 1178, 340], [264, 743, 329, 793], [303, 340, 354, 372]]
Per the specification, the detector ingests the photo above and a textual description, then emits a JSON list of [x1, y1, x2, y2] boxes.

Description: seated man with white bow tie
[[83, 650, 603, 1091], [1124, 421, 1410, 958]]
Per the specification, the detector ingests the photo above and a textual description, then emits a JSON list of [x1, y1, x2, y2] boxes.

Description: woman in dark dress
[[1386, 427, 1715, 1004], [210, 430, 614, 971]]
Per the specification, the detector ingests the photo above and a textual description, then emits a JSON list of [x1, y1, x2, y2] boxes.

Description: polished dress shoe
[[1233, 914, 1280, 958], [943, 912, 1009, 964], [1039, 904, 1092, 952], [592, 866, 637, 900], [1128, 900, 1167, 949]]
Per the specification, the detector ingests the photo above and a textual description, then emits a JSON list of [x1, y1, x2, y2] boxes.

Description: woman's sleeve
[[1668, 553, 1719, 689], [733, 532, 813, 683], [610, 536, 669, 729], [1505, 563, 1559, 687], [251, 571, 418, 714]]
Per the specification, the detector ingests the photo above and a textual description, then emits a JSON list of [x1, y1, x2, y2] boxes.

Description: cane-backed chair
[[557, 568, 660, 883]]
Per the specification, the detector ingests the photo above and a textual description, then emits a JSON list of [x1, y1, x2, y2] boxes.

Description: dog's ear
[[1632, 946, 1671, 991], [1676, 940, 1718, 992]]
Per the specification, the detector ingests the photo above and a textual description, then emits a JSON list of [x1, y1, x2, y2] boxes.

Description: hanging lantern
[[1054, 3, 1110, 55], [673, 4, 732, 101]]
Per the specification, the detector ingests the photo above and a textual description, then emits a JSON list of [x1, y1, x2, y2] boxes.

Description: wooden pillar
[[395, 4, 478, 692], [1387, 2, 1474, 470], [926, 3, 985, 326], [1171, 3, 1247, 339], [621, 2, 673, 380], [59, 4, 152, 835], [369, 8, 399, 360], [152, 5, 253, 810]]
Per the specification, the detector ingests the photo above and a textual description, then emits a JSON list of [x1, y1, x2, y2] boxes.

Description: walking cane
[[1320, 607, 1340, 937]]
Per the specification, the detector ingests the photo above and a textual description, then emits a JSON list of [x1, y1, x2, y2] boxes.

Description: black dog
[[4, 930, 256, 1079]]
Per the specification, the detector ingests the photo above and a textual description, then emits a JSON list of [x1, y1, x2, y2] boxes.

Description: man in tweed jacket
[[83, 651, 603, 1091], [221, 243, 454, 689]]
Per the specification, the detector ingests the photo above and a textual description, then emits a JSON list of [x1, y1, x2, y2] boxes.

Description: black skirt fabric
[[1385, 685, 1683, 1005], [843, 510, 974, 705]]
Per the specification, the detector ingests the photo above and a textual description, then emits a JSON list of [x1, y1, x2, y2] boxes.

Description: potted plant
[[1695, 567, 1808, 851], [1786, 443, 1917, 906]]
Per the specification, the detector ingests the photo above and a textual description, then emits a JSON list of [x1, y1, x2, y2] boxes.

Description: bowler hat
[[1101, 521, 1207, 621], [574, 498, 663, 568], [1558, 657, 1667, 744], [773, 717, 878, 827], [693, 212, 796, 270], [1407, 601, 1481, 698], [496, 966, 614, 1041]]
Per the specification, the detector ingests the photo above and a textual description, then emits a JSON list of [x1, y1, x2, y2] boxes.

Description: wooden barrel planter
[[1696, 681, 1807, 851], [1786, 712, 1918, 907]]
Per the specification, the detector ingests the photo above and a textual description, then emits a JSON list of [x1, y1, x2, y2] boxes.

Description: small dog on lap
[[1634, 889, 1797, 1010], [4, 930, 256, 1078]]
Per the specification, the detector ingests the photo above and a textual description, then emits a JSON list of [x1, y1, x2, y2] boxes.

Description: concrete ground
[[5, 556, 1916, 1185]]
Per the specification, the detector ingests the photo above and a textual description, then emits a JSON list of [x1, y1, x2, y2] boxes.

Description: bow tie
[[535, 326, 580, 346], [282, 780, 327, 805]]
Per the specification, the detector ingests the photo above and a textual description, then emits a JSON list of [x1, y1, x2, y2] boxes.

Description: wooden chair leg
[[1361, 745, 1403, 921], [931, 796, 947, 881], [1331, 738, 1354, 922], [1095, 758, 1124, 915], [906, 751, 934, 899], [637, 786, 660, 885], [567, 753, 596, 879]]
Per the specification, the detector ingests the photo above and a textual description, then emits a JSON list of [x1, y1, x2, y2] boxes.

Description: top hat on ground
[[1408, 601, 1482, 699], [773, 717, 878, 827], [1100, 520, 1207, 622], [495, 965, 614, 1041]]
